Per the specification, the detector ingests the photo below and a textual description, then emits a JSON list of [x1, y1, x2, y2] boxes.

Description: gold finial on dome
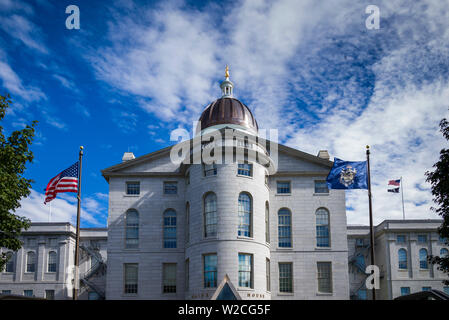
[[225, 65, 229, 79]]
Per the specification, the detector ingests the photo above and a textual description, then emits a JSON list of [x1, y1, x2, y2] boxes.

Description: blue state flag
[[326, 158, 368, 190]]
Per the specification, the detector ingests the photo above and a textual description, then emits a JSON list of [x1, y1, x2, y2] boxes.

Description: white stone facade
[[0, 223, 107, 300], [348, 219, 449, 300]]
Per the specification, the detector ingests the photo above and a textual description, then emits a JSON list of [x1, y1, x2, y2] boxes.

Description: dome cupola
[[197, 66, 258, 135]]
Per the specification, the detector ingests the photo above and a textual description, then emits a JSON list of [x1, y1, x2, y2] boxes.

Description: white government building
[[1, 71, 448, 300]]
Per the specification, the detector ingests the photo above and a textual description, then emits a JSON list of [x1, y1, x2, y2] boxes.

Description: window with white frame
[[279, 262, 292, 293], [417, 234, 427, 243], [26, 252, 35, 273], [277, 181, 291, 194], [397, 235, 406, 244], [163, 209, 177, 248], [317, 262, 332, 293], [400, 287, 410, 296], [24, 290, 33, 297], [4, 252, 14, 273], [47, 251, 57, 273], [125, 209, 139, 248], [163, 181, 178, 195], [238, 253, 253, 288], [238, 193, 252, 237], [316, 208, 330, 247], [419, 248, 428, 269], [314, 180, 329, 194], [441, 248, 449, 258], [126, 182, 140, 195], [398, 249, 407, 269], [163, 263, 177, 293], [237, 163, 252, 177], [278, 208, 292, 248], [124, 263, 138, 294], [204, 193, 217, 238], [203, 254, 217, 288]]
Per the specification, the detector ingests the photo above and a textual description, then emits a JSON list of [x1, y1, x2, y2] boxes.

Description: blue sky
[[1, 0, 449, 227]]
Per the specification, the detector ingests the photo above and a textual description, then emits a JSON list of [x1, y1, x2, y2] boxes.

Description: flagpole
[[366, 145, 376, 300], [49, 202, 52, 222], [401, 176, 405, 220], [73, 146, 83, 300]]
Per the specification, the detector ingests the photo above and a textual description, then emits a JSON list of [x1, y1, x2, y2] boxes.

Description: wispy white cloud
[[85, 0, 449, 225], [15, 190, 106, 227], [0, 14, 48, 54], [0, 59, 46, 102]]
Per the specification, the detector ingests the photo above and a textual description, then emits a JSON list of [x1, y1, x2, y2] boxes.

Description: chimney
[[317, 150, 330, 160], [122, 152, 135, 162]]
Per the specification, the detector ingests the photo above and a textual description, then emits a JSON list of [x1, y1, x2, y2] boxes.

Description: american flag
[[44, 162, 79, 204], [388, 179, 401, 186]]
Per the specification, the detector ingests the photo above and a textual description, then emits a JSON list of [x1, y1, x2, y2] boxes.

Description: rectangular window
[[317, 262, 332, 294], [45, 290, 55, 300], [314, 180, 329, 194], [2, 290, 11, 295], [422, 287, 431, 291], [238, 254, 253, 288], [355, 238, 365, 247], [24, 290, 33, 297], [418, 235, 427, 243], [238, 163, 253, 177], [124, 263, 138, 294], [185, 259, 189, 291], [204, 254, 217, 288], [163, 181, 178, 195], [401, 287, 410, 296], [163, 263, 177, 293], [88, 292, 100, 300], [397, 235, 406, 243], [126, 182, 140, 195], [266, 258, 271, 292], [203, 163, 217, 176], [27, 238, 36, 247], [439, 236, 448, 244], [279, 263, 293, 293], [277, 181, 291, 194]]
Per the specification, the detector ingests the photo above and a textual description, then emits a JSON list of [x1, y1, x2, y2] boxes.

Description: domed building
[[101, 68, 350, 300]]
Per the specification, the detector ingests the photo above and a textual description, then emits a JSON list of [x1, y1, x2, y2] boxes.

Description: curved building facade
[[101, 68, 350, 300]]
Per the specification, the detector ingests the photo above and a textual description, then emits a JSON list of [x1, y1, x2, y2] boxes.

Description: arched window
[[5, 251, 14, 273], [316, 208, 330, 247], [48, 251, 57, 272], [238, 193, 252, 237], [26, 251, 36, 273], [419, 248, 428, 269], [204, 193, 217, 237], [163, 209, 177, 248], [398, 249, 407, 269], [125, 209, 139, 248], [278, 208, 292, 247], [440, 248, 448, 258], [185, 202, 190, 243], [265, 202, 270, 243]]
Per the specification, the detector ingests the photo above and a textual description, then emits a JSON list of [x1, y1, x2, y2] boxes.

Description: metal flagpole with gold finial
[[73, 146, 83, 300]]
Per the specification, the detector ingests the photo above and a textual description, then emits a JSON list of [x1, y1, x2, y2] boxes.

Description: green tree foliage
[[426, 117, 449, 285], [0, 94, 37, 271]]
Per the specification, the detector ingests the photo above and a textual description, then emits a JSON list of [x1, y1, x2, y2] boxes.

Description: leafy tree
[[426, 117, 449, 285], [0, 94, 37, 271]]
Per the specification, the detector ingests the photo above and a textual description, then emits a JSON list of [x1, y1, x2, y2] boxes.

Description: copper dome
[[198, 97, 258, 133]]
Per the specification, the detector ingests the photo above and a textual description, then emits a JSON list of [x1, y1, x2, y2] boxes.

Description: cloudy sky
[[1, 0, 448, 227]]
